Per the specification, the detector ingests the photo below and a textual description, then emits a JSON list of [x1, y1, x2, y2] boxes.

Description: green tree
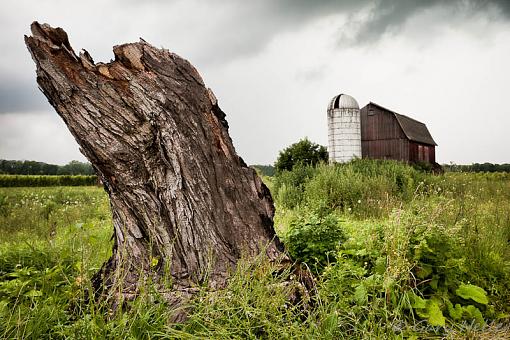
[[274, 138, 328, 172], [0, 159, 94, 175], [57, 160, 95, 175]]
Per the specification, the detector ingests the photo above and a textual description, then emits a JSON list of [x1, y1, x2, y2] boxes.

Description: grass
[[0, 160, 509, 338]]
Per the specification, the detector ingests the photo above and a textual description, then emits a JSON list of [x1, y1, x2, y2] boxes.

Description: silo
[[327, 93, 361, 163]]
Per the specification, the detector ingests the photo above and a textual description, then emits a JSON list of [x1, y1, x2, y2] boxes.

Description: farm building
[[327, 94, 437, 164]]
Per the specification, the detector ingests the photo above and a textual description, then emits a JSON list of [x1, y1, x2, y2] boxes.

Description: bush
[[285, 212, 345, 270], [273, 164, 316, 209], [273, 159, 430, 217], [274, 138, 328, 173]]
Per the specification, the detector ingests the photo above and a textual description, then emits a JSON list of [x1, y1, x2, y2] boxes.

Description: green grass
[[0, 161, 509, 339]]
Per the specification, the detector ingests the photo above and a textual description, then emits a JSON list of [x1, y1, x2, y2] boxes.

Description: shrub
[[273, 159, 435, 217], [285, 212, 345, 270], [273, 164, 316, 209], [274, 138, 327, 173]]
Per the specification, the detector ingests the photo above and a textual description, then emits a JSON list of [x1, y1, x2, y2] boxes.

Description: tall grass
[[273, 159, 428, 217], [274, 159, 510, 336], [0, 160, 509, 338]]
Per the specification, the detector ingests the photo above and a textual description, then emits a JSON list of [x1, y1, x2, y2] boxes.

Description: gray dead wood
[[25, 22, 288, 310]]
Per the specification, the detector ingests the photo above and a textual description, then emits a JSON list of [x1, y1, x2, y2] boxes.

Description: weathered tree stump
[[25, 22, 288, 310]]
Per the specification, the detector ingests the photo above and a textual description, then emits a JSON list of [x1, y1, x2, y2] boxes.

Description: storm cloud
[[1, 0, 509, 113]]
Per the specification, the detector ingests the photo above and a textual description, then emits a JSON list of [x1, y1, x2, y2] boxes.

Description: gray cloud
[[346, 0, 510, 44], [1, 0, 510, 165], [0, 80, 47, 113], [186, 0, 510, 58], [1, 0, 509, 113]]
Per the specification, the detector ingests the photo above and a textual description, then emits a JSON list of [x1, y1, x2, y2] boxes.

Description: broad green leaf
[[455, 284, 488, 305], [446, 300, 463, 320], [415, 264, 433, 279], [409, 292, 426, 309], [354, 284, 367, 305], [426, 300, 445, 327], [374, 256, 386, 275], [465, 305, 485, 326]]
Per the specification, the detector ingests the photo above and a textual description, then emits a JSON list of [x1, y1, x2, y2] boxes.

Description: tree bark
[[25, 22, 285, 307]]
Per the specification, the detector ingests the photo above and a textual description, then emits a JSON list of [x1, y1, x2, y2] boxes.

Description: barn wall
[[360, 104, 407, 141], [362, 139, 409, 161], [361, 103, 436, 164], [360, 103, 409, 161], [409, 142, 436, 163]]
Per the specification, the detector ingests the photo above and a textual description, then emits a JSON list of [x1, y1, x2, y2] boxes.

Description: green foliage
[[273, 159, 428, 216], [0, 187, 112, 339], [274, 138, 328, 173], [456, 284, 489, 305], [251, 164, 275, 177], [273, 164, 316, 209], [0, 160, 510, 338], [182, 255, 316, 338], [444, 162, 510, 173], [284, 212, 345, 269], [446, 300, 486, 326], [276, 160, 510, 336], [415, 299, 445, 327], [0, 175, 97, 187]]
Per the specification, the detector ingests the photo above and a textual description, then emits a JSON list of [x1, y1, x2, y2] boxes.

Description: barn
[[360, 102, 437, 163], [327, 94, 437, 165]]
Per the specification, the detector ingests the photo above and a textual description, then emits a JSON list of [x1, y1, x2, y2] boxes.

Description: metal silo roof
[[328, 94, 359, 111]]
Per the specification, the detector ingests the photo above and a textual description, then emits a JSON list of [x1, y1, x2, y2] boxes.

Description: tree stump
[[25, 22, 287, 309]]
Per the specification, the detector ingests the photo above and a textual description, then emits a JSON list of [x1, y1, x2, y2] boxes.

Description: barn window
[[368, 109, 375, 116]]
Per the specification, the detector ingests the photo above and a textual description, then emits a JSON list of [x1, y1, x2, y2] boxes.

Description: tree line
[[0, 175, 97, 187], [444, 163, 510, 173], [0, 160, 95, 175]]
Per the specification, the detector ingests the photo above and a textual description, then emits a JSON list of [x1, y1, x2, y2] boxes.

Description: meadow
[[0, 160, 509, 339]]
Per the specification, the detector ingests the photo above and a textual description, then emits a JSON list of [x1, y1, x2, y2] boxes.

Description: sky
[[1, 0, 509, 165]]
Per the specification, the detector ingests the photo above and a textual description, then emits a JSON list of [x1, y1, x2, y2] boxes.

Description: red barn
[[360, 102, 437, 164]]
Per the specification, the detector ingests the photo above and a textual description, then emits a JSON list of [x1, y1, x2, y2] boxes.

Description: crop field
[[0, 160, 509, 339]]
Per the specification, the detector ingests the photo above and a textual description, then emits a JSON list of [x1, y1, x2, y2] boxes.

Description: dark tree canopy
[[251, 165, 275, 177], [275, 138, 328, 172], [443, 163, 510, 173], [0, 159, 94, 175]]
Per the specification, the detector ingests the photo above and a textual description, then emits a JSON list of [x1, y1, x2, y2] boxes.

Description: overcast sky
[[1, 0, 509, 165]]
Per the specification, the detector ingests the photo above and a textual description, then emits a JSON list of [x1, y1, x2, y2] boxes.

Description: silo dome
[[328, 93, 359, 112], [327, 93, 362, 163]]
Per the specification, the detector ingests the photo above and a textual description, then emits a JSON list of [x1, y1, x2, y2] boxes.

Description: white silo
[[327, 93, 362, 163]]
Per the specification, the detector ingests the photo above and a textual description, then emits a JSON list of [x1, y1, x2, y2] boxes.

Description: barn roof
[[368, 102, 437, 146]]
